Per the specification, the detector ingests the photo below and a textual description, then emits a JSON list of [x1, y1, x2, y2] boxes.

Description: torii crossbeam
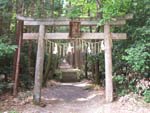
[[13, 14, 133, 103]]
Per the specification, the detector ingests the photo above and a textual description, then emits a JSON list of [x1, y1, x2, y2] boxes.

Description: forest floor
[[1, 80, 150, 113], [1, 61, 150, 113]]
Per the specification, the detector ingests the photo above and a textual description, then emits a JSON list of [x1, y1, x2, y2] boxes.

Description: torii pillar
[[33, 25, 45, 103], [15, 14, 133, 104], [104, 24, 113, 102]]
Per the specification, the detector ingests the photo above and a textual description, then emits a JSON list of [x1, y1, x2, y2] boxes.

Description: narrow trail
[[23, 60, 105, 113], [22, 80, 150, 113], [22, 81, 105, 113], [22, 60, 150, 113]]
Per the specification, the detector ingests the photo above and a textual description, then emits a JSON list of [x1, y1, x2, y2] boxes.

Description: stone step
[[58, 59, 80, 82], [61, 71, 79, 82]]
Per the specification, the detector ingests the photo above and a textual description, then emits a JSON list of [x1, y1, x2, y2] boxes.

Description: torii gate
[[13, 14, 133, 103]]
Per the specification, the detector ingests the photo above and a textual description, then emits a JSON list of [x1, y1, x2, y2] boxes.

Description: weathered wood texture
[[23, 20, 126, 26], [23, 33, 127, 40], [77, 40, 81, 69], [85, 49, 88, 78], [16, 14, 133, 26], [74, 40, 78, 68], [16, 13, 133, 104], [69, 21, 81, 38], [104, 24, 113, 102], [13, 20, 24, 96], [33, 25, 45, 103]]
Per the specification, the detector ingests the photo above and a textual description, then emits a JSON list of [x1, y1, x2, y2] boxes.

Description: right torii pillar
[[104, 24, 113, 102], [104, 15, 133, 103]]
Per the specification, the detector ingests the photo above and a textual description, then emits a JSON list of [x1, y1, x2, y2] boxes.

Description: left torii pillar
[[33, 25, 45, 103]]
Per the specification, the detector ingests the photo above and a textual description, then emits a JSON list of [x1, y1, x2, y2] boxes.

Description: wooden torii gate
[[13, 14, 133, 103]]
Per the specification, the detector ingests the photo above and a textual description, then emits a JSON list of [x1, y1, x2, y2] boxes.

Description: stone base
[[61, 71, 79, 82]]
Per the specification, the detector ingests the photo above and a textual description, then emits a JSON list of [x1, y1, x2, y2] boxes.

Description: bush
[[143, 89, 150, 103], [113, 75, 128, 96], [113, 74, 137, 96], [0, 37, 17, 57], [0, 82, 14, 94], [19, 74, 34, 89]]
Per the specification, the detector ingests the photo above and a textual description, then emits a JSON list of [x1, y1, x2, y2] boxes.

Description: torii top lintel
[[16, 14, 133, 26]]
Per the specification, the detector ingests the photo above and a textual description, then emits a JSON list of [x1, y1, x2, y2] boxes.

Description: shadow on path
[[23, 80, 105, 113]]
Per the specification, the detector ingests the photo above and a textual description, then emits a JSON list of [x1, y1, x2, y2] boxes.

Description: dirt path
[[22, 80, 104, 113], [21, 80, 150, 113]]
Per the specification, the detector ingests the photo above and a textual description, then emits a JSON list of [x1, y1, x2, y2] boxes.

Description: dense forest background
[[0, 0, 150, 103]]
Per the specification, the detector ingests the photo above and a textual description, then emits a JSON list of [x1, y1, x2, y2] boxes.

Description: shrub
[[143, 89, 150, 103], [113, 74, 137, 96]]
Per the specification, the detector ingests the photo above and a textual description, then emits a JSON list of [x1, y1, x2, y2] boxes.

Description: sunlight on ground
[[61, 81, 92, 88], [76, 94, 98, 102], [41, 97, 64, 102]]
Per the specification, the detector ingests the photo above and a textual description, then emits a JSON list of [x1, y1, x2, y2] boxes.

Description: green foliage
[[122, 41, 150, 73], [0, 40, 17, 57], [0, 0, 11, 9], [67, 5, 82, 19], [19, 74, 34, 89], [121, 1, 150, 74], [111, 0, 150, 101], [100, 0, 131, 25], [0, 111, 18, 113], [113, 75, 128, 96], [22, 0, 64, 18], [8, 111, 18, 113], [66, 0, 96, 18], [143, 89, 150, 103], [87, 54, 99, 64], [0, 82, 14, 94], [0, 36, 17, 75], [113, 74, 137, 96]]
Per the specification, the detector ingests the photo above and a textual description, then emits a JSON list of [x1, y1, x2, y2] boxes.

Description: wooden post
[[85, 44, 88, 78], [95, 60, 100, 85], [69, 21, 81, 38], [77, 39, 81, 69], [104, 24, 113, 102], [74, 40, 78, 68], [61, 45, 63, 57], [33, 25, 45, 103], [13, 20, 24, 96]]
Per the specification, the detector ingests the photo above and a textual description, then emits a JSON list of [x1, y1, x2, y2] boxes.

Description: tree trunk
[[50, 54, 57, 80], [74, 40, 78, 68], [43, 53, 52, 87], [12, 0, 24, 81], [77, 39, 81, 69], [96, 0, 103, 32], [7, 0, 13, 37], [85, 48, 88, 78], [28, 3, 34, 77], [91, 63, 95, 80], [87, 0, 92, 32], [95, 60, 100, 84], [13, 20, 24, 96], [0, 10, 3, 36]]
